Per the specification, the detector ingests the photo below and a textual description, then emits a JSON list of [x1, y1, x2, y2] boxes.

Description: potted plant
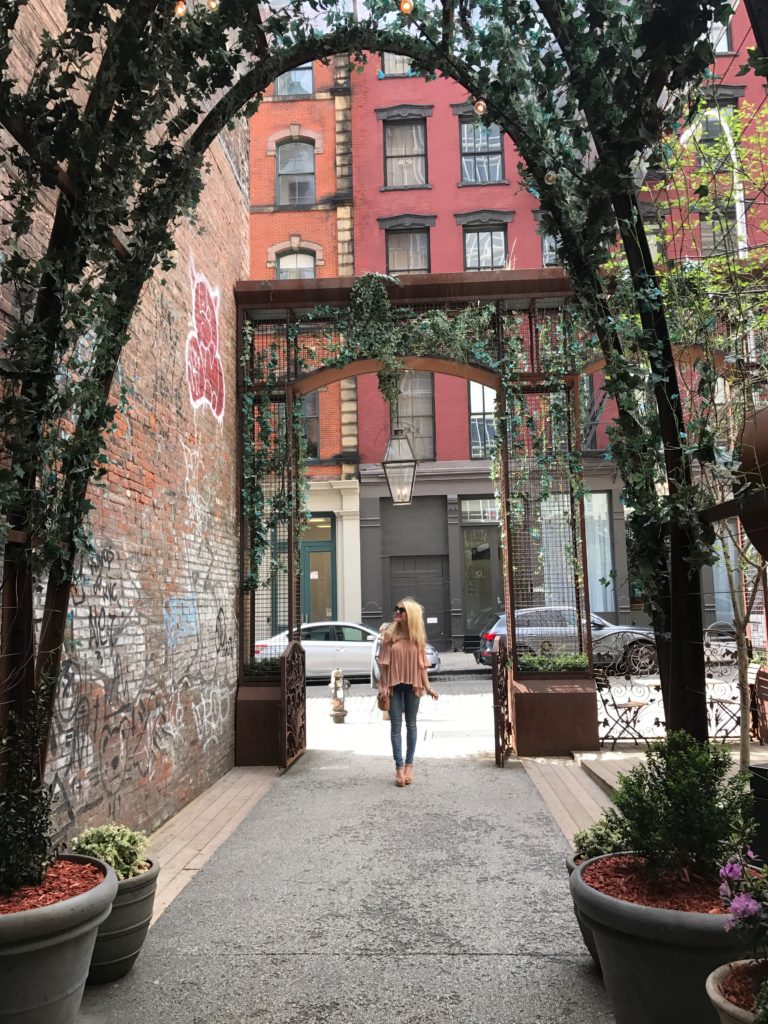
[[705, 851, 768, 1022], [0, 703, 118, 1023], [570, 731, 754, 1024], [70, 823, 160, 984], [567, 812, 628, 967]]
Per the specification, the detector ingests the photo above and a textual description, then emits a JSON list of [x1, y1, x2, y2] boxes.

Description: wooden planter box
[[510, 672, 600, 757], [235, 672, 282, 766]]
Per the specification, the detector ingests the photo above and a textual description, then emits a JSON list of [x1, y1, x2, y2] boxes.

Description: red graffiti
[[186, 270, 225, 420]]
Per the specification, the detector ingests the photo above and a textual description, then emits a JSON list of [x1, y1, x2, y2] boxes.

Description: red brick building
[[247, 13, 768, 650], [248, 56, 362, 624]]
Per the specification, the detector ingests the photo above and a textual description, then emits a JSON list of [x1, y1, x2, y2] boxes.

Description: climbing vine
[[242, 274, 586, 635]]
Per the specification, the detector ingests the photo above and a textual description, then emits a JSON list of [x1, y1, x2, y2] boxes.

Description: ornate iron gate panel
[[493, 637, 512, 766], [280, 640, 306, 769]]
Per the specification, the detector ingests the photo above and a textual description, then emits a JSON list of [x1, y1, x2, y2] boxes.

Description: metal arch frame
[[237, 270, 590, 768]]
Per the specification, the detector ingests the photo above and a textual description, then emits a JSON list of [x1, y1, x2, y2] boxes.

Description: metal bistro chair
[[707, 695, 741, 744], [595, 670, 652, 751]]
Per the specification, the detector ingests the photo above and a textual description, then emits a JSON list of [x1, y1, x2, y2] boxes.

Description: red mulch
[[720, 962, 768, 1014], [582, 854, 726, 914], [0, 860, 104, 915]]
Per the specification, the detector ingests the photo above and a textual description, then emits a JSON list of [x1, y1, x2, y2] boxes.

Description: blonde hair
[[386, 597, 427, 652]]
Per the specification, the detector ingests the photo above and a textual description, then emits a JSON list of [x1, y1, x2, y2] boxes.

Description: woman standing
[[376, 597, 439, 787]]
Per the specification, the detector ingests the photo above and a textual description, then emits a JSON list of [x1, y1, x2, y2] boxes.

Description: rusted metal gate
[[280, 641, 306, 769], [492, 637, 512, 766]]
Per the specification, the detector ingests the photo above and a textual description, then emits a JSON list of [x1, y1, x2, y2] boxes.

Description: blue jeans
[[389, 683, 421, 768]]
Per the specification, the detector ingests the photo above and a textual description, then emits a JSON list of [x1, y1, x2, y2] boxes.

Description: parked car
[[253, 620, 440, 682], [370, 634, 441, 687], [474, 607, 657, 674]]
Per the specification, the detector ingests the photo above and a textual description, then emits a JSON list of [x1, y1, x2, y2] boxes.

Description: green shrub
[[756, 980, 768, 1024], [573, 809, 627, 861], [517, 652, 589, 673], [71, 823, 149, 880], [244, 657, 281, 678], [610, 731, 753, 877]]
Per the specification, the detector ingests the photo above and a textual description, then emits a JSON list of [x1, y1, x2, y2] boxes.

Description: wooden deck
[[522, 757, 614, 844]]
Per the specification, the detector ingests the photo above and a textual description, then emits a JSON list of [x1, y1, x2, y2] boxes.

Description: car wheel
[[624, 640, 658, 676]]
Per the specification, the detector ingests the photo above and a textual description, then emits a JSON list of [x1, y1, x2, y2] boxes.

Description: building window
[[469, 382, 496, 458], [276, 141, 315, 206], [275, 63, 313, 97], [384, 121, 427, 188], [395, 371, 434, 461], [542, 234, 560, 267], [461, 498, 499, 523], [463, 225, 506, 270], [381, 53, 413, 76], [276, 251, 316, 279], [302, 392, 319, 459], [459, 118, 504, 184], [585, 493, 616, 615], [386, 229, 430, 274], [709, 19, 731, 54], [701, 204, 738, 256]]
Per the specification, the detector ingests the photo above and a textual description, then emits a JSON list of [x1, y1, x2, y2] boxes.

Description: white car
[[254, 621, 379, 680]]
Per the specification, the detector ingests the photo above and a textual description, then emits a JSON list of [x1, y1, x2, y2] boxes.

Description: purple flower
[[729, 893, 763, 924], [719, 882, 731, 899], [747, 848, 757, 861], [720, 861, 743, 882]]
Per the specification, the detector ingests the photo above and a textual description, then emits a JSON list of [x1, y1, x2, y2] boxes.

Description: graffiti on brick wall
[[185, 264, 225, 421], [48, 543, 236, 835]]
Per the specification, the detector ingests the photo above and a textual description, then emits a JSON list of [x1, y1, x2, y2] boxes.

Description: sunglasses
[[394, 606, 405, 614]]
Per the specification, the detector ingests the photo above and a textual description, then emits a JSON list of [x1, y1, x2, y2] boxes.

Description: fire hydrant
[[328, 667, 350, 723]]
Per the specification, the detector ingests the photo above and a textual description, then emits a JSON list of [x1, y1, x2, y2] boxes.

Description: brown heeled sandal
[[403, 765, 413, 785], [395, 768, 405, 787]]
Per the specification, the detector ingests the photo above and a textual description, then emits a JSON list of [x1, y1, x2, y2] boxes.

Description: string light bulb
[[473, 98, 488, 116], [174, 0, 186, 15], [207, 0, 219, 9], [544, 170, 557, 185], [399, 0, 414, 14]]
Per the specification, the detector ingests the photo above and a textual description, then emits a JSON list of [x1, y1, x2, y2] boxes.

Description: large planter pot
[[706, 961, 758, 1024], [565, 853, 600, 968], [0, 853, 117, 1024], [87, 854, 160, 984], [570, 853, 745, 1024]]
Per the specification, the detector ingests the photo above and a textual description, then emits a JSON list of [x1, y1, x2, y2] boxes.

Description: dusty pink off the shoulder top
[[377, 636, 430, 696]]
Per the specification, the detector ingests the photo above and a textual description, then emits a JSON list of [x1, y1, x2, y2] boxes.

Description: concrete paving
[[79, 679, 610, 1024]]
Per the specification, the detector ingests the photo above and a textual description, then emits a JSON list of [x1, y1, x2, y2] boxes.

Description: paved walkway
[[79, 680, 610, 1024]]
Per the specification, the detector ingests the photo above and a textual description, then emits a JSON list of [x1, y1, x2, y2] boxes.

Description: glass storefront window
[[584, 492, 616, 614]]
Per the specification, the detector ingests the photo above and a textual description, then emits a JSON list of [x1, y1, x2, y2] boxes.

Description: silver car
[[254, 620, 380, 681]]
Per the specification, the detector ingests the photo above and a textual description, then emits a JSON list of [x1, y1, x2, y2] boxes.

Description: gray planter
[[706, 961, 757, 1024], [565, 853, 600, 968], [0, 853, 117, 1024], [87, 854, 160, 984], [570, 853, 745, 1024]]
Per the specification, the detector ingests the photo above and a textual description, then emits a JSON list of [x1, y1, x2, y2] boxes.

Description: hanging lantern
[[544, 169, 557, 185], [382, 429, 418, 506], [207, 0, 219, 9], [473, 98, 488, 116], [174, 0, 187, 15], [399, 0, 414, 14]]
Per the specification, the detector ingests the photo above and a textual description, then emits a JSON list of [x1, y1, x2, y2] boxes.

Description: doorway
[[300, 514, 336, 622]]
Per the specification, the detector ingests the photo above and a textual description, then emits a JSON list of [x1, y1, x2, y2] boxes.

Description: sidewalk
[[79, 681, 610, 1024]]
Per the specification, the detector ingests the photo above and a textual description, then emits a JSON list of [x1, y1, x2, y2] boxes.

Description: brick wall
[[43, 135, 249, 839]]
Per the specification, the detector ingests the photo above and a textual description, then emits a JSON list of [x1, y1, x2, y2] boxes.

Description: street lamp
[[382, 428, 417, 506]]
